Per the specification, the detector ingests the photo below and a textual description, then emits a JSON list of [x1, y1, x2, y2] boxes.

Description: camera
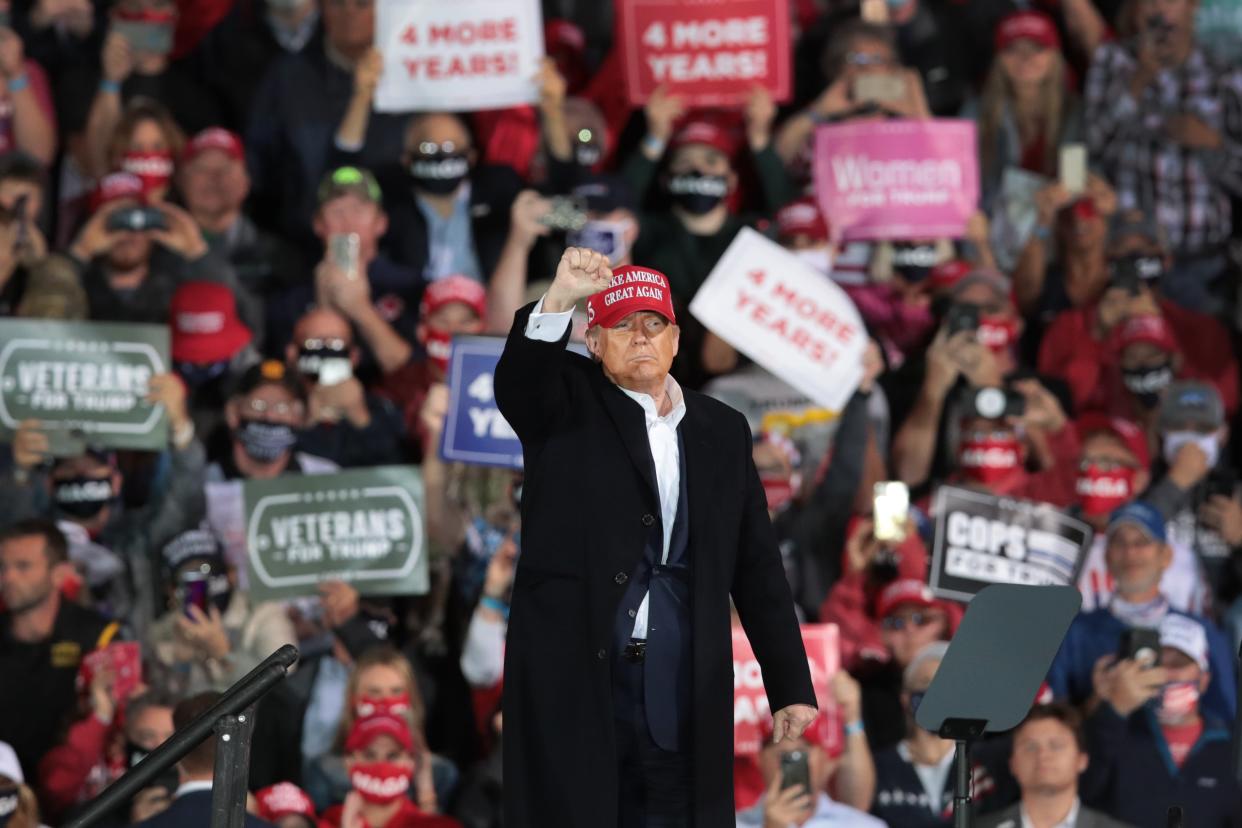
[[971, 386, 1026, 420], [945, 303, 979, 337], [1109, 254, 1163, 295], [105, 205, 168, 233]]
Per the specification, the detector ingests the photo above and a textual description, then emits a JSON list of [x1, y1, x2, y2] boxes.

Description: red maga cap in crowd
[[776, 197, 829, 242], [183, 127, 244, 165], [586, 265, 676, 330], [170, 281, 252, 364], [345, 713, 413, 754], [254, 782, 316, 824], [669, 119, 737, 157], [876, 579, 938, 619], [995, 10, 1061, 52], [420, 274, 487, 320], [1115, 314, 1177, 355], [1075, 412, 1150, 469]]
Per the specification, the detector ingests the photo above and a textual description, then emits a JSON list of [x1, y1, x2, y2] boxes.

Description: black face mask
[[54, 477, 113, 519], [1123, 362, 1173, 409], [297, 347, 349, 381], [891, 243, 940, 283], [666, 171, 728, 215], [408, 153, 469, 195], [176, 360, 229, 390], [235, 420, 299, 463], [0, 785, 18, 828], [574, 142, 602, 168]]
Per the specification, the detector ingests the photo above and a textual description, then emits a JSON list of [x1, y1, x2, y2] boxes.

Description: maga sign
[[374, 0, 544, 112], [733, 624, 839, 755], [690, 227, 865, 412], [617, 0, 791, 107], [814, 119, 979, 241], [0, 318, 169, 450], [930, 486, 1093, 603], [243, 467, 428, 602]]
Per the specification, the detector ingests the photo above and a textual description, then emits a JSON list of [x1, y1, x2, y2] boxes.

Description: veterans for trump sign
[[617, 0, 791, 107], [0, 319, 169, 450], [374, 0, 544, 112], [733, 624, 839, 755], [930, 486, 1093, 603], [243, 467, 428, 602], [689, 227, 865, 412], [814, 119, 979, 241]]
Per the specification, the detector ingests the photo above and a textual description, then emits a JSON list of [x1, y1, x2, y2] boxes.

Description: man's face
[[1105, 524, 1171, 597], [321, 0, 374, 54], [289, 308, 355, 373], [404, 114, 474, 167], [1009, 719, 1087, 797], [127, 705, 175, 751], [180, 150, 249, 219], [881, 604, 947, 668], [588, 311, 679, 390], [0, 534, 56, 615], [314, 195, 386, 260]]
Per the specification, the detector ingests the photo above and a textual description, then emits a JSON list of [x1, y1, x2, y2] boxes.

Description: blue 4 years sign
[[441, 335, 523, 468]]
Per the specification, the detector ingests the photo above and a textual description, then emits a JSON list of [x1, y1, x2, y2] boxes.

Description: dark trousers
[[613, 644, 692, 828]]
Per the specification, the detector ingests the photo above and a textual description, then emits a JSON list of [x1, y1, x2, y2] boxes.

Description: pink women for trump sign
[[814, 119, 979, 241]]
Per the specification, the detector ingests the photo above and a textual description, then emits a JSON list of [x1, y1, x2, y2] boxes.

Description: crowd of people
[[0, 0, 1241, 825]]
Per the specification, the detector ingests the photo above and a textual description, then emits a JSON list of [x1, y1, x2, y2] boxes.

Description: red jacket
[[1038, 299, 1238, 416], [819, 530, 930, 672], [38, 714, 119, 820], [319, 798, 461, 828]]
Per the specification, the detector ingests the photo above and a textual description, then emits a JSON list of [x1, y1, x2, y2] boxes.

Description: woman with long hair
[[976, 11, 1083, 210]]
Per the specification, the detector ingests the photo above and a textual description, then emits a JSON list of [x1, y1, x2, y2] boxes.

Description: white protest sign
[[689, 227, 866, 412], [374, 0, 544, 113]]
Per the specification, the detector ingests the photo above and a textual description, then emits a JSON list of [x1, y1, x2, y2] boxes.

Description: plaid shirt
[[1085, 41, 1242, 253]]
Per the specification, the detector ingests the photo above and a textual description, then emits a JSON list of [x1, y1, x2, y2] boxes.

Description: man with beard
[[0, 520, 111, 781], [66, 171, 251, 328]]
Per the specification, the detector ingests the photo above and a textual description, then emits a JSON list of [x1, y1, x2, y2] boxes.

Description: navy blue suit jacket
[[134, 790, 274, 828]]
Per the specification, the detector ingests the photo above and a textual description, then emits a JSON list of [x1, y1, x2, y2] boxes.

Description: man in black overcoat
[[495, 247, 818, 827]]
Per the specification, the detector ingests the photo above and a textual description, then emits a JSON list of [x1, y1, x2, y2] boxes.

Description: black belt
[[622, 639, 647, 663]]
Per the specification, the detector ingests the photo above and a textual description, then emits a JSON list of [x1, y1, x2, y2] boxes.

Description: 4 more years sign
[[0, 319, 169, 450], [243, 467, 429, 602]]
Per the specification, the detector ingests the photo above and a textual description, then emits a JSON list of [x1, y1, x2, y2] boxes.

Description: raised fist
[[545, 247, 613, 313]]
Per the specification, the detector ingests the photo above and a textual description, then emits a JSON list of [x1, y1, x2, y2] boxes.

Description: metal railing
[[66, 644, 300, 828]]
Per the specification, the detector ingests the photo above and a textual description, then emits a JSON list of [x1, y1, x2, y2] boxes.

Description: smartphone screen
[[853, 74, 906, 104], [180, 572, 210, 617], [113, 20, 173, 56], [780, 750, 811, 793], [1118, 628, 1161, 667], [317, 358, 353, 387], [1059, 144, 1087, 196], [873, 482, 910, 543], [329, 233, 361, 280]]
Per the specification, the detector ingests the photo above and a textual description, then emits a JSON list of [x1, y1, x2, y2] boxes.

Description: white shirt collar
[[617, 374, 687, 429], [174, 780, 214, 799], [1020, 797, 1080, 828]]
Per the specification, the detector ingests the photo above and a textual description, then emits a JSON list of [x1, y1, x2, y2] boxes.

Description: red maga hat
[[170, 281, 252, 364], [995, 11, 1061, 52], [345, 713, 414, 754], [254, 783, 316, 824], [183, 127, 244, 165], [776, 197, 829, 242], [420, 274, 487, 321], [1075, 412, 1150, 469], [585, 265, 677, 330]]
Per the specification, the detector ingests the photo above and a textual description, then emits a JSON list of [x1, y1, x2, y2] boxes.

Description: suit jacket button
[[597, 649, 606, 660], [641, 513, 655, 526], [614, 572, 628, 585], [628, 609, 637, 618]]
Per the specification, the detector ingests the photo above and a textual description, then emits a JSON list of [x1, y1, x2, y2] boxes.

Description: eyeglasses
[[243, 398, 304, 417], [301, 338, 348, 352], [846, 52, 895, 67], [881, 611, 941, 631], [414, 140, 464, 156]]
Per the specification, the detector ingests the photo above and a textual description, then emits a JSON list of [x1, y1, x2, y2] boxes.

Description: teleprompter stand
[[915, 584, 1081, 828]]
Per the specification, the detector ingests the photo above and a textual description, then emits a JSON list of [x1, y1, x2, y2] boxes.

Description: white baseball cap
[[0, 741, 23, 783], [1159, 614, 1210, 672]]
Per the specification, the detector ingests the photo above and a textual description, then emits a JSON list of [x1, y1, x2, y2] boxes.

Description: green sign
[[0, 319, 170, 450], [242, 466, 429, 602]]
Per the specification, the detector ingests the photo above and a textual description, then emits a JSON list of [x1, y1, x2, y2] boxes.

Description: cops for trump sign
[[243, 467, 428, 602], [0, 319, 169, 450], [689, 227, 866, 412], [814, 119, 979, 241], [930, 486, 1093, 603]]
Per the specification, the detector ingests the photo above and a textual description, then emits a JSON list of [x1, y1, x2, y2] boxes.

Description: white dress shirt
[[525, 297, 687, 639]]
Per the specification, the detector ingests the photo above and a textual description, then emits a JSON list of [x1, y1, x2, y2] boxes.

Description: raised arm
[[494, 247, 612, 444]]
